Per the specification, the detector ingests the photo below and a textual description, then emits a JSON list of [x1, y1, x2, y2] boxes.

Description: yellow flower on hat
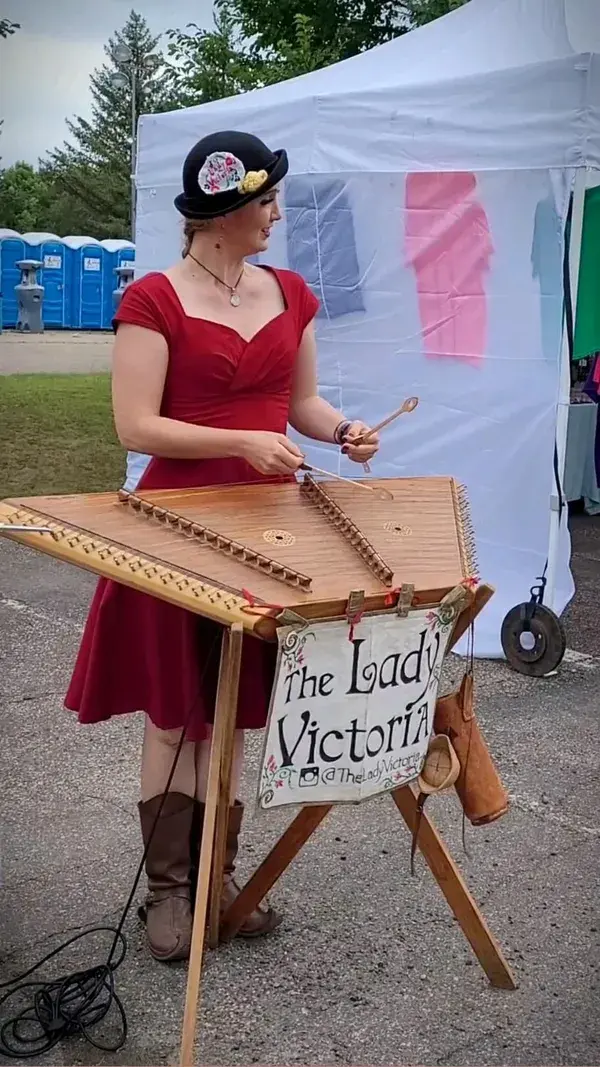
[[238, 169, 268, 194]]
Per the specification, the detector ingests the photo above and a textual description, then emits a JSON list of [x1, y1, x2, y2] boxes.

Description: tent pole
[[545, 166, 587, 613]]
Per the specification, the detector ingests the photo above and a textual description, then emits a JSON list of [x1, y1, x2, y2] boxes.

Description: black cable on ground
[[0, 635, 220, 1058]]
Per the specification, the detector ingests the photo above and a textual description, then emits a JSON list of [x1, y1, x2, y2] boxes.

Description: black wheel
[[500, 603, 567, 677]]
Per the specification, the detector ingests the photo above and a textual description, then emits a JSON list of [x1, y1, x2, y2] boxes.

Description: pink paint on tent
[[404, 172, 493, 364]]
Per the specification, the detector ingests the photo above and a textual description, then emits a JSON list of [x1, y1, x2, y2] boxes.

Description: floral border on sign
[[381, 757, 422, 792], [425, 604, 456, 635], [259, 755, 297, 806], [281, 629, 316, 674]]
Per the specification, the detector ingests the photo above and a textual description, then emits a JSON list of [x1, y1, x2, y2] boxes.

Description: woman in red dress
[[65, 131, 379, 962]]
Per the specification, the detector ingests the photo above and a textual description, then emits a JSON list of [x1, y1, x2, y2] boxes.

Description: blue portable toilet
[[63, 235, 104, 329], [0, 229, 27, 328], [100, 239, 135, 327], [22, 232, 67, 328]]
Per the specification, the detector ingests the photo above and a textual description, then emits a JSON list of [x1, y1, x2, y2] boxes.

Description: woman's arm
[[288, 323, 346, 444], [111, 323, 303, 474], [288, 322, 379, 463]]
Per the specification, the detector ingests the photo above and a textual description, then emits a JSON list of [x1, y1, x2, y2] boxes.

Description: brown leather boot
[[221, 800, 282, 938], [190, 801, 281, 938], [138, 792, 195, 962]]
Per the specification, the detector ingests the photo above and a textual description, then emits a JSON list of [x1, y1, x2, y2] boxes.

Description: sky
[[3, 0, 600, 170], [0, 0, 214, 166]]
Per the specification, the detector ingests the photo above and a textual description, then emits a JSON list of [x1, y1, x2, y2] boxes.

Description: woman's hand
[[341, 421, 380, 464], [238, 431, 304, 476]]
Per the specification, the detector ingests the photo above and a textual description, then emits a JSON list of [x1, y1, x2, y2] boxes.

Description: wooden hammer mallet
[[348, 396, 419, 471]]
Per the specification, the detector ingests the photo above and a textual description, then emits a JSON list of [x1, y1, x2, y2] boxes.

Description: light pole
[[110, 43, 160, 239]]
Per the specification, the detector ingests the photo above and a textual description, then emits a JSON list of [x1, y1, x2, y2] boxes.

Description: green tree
[[168, 0, 468, 107], [46, 10, 172, 238], [218, 0, 406, 64], [0, 161, 52, 232], [164, 8, 337, 104], [164, 10, 263, 106], [257, 13, 343, 84], [41, 162, 130, 237], [402, 0, 467, 26]]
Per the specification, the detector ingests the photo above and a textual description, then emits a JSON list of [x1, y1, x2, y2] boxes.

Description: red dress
[[65, 268, 319, 741]]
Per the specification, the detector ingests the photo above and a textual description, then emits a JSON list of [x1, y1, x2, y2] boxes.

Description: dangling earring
[[215, 223, 224, 251]]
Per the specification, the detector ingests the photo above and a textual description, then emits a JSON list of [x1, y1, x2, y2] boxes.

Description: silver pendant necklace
[[187, 251, 244, 306]]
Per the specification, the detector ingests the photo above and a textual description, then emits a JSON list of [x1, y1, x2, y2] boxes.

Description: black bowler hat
[[174, 130, 289, 220]]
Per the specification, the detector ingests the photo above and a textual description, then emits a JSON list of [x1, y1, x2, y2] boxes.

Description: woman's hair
[[181, 218, 211, 257]]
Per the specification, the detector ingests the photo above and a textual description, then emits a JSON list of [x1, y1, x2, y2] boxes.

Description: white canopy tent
[[134, 0, 600, 656]]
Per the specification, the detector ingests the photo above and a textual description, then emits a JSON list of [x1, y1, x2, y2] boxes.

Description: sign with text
[[258, 607, 454, 809]]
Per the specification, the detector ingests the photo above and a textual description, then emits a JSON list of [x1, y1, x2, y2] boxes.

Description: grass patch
[[0, 374, 126, 498]]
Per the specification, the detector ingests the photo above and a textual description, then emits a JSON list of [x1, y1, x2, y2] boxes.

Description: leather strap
[[410, 792, 428, 875]]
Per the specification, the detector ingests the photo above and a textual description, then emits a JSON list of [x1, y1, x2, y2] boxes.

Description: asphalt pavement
[[0, 333, 599, 1066]]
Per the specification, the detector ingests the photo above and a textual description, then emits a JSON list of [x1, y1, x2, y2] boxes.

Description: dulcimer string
[[299, 463, 394, 500]]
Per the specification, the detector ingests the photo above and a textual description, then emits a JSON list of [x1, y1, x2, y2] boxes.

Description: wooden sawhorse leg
[[219, 804, 332, 942], [392, 785, 516, 989], [179, 623, 243, 1067], [221, 584, 515, 989], [219, 790, 515, 989], [180, 585, 514, 1062]]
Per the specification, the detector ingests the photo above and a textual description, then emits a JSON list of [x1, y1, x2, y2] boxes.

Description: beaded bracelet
[[333, 419, 352, 445]]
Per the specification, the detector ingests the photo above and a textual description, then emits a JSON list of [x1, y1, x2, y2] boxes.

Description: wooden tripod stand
[[178, 584, 517, 1067]]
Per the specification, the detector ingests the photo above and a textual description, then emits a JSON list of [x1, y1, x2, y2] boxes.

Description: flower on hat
[[198, 151, 246, 196], [197, 151, 269, 200], [238, 169, 268, 195]]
